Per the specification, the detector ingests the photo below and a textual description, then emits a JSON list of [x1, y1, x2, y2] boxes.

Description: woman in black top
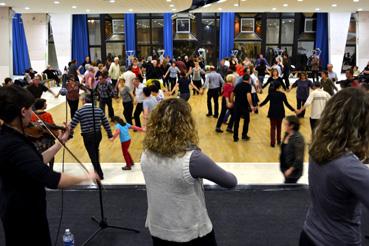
[[280, 115, 305, 183], [0, 86, 97, 246], [255, 59, 267, 87], [171, 72, 200, 101], [259, 81, 296, 147], [262, 68, 287, 93]]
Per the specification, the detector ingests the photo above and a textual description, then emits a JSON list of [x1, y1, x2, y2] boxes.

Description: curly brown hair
[[310, 88, 369, 164], [143, 98, 199, 157]]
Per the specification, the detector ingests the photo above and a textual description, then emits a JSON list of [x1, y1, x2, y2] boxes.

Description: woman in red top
[[215, 74, 235, 133], [131, 58, 142, 81]]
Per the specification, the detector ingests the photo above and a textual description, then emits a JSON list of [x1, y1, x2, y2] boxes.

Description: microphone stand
[[82, 83, 139, 246]]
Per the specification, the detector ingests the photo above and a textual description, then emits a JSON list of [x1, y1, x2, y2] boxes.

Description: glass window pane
[[234, 42, 261, 61], [281, 19, 294, 44], [137, 19, 151, 45], [265, 45, 279, 65], [90, 47, 101, 63], [297, 41, 314, 70], [137, 46, 151, 58], [266, 19, 280, 44], [280, 46, 293, 57], [152, 19, 163, 45], [88, 20, 101, 46], [202, 19, 216, 45], [106, 43, 125, 63]]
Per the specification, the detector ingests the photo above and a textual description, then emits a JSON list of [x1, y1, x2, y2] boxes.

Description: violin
[[25, 122, 66, 140]]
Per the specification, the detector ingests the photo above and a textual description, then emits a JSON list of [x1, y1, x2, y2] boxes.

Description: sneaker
[[122, 166, 132, 171], [206, 114, 212, 117], [271, 144, 275, 148], [213, 115, 218, 118], [226, 128, 233, 133], [233, 138, 239, 142], [215, 128, 223, 133], [242, 136, 250, 141]]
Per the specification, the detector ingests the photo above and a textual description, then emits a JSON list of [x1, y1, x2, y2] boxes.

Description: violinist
[[0, 85, 98, 246]]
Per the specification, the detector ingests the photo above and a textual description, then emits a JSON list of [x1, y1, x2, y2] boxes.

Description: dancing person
[[111, 116, 143, 170], [142, 87, 158, 130], [164, 61, 180, 92], [259, 81, 296, 147], [263, 68, 286, 92], [83, 65, 96, 89], [42, 65, 61, 86], [117, 78, 134, 125], [191, 62, 205, 95], [327, 64, 338, 82], [171, 72, 200, 101], [296, 82, 331, 134], [337, 69, 355, 89], [64, 75, 82, 119], [141, 98, 237, 245], [249, 65, 260, 113], [149, 84, 164, 103], [68, 59, 80, 82], [27, 74, 58, 99], [108, 57, 121, 89], [95, 63, 104, 80], [310, 53, 320, 82], [231, 74, 255, 142], [280, 115, 305, 183], [121, 66, 136, 92], [215, 74, 235, 133], [70, 93, 113, 180], [3, 77, 13, 87], [0, 85, 97, 246], [133, 78, 145, 127], [282, 54, 291, 89], [96, 71, 115, 121], [255, 59, 267, 88], [320, 71, 337, 96], [291, 72, 313, 118], [202, 66, 224, 118], [300, 88, 369, 246]]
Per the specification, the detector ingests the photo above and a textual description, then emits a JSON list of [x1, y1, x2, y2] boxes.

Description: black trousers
[[82, 131, 103, 179], [311, 71, 319, 83], [67, 99, 79, 120], [134, 102, 144, 127], [152, 229, 217, 246], [283, 73, 290, 89], [168, 77, 177, 91], [216, 97, 233, 129], [100, 97, 115, 119], [309, 118, 319, 133], [207, 88, 220, 116], [284, 177, 300, 183], [123, 101, 133, 125], [193, 80, 202, 95], [233, 110, 250, 140], [299, 230, 316, 246], [297, 99, 306, 118], [179, 92, 191, 101]]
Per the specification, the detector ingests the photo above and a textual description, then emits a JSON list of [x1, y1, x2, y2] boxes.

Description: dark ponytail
[[112, 116, 126, 127]]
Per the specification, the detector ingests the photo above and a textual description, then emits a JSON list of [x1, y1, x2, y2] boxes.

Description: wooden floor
[[51, 88, 312, 163]]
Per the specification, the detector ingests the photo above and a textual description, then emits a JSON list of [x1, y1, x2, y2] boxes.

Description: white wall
[[328, 12, 351, 74], [0, 7, 12, 82], [357, 11, 369, 71], [22, 14, 48, 74], [49, 13, 72, 71]]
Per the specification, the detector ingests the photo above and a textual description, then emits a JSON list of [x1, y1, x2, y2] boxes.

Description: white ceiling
[[191, 0, 369, 13], [2, 0, 193, 14]]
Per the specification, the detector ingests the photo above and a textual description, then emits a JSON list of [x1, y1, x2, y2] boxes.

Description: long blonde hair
[[143, 98, 199, 157]]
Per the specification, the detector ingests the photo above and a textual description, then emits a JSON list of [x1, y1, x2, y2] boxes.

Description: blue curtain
[[12, 13, 30, 75], [72, 15, 89, 67], [315, 13, 329, 70], [163, 13, 173, 58], [124, 13, 136, 55], [218, 13, 235, 61]]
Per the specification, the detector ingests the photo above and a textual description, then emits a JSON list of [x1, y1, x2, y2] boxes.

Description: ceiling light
[[283, 3, 288, 7], [297, 0, 303, 1], [72, 5, 77, 8], [54, 1, 60, 4], [234, 3, 239, 6], [128, 8, 133, 11], [358, 8, 363, 11], [331, 3, 337, 7], [172, 8, 176, 11], [272, 7, 277, 10], [218, 7, 222, 10], [353, 0, 359, 2], [109, 0, 115, 3], [0, 2, 6, 6], [241, 0, 246, 1], [86, 9, 90, 12], [315, 8, 320, 11], [24, 6, 30, 10], [166, 0, 171, 2], [169, 4, 174, 7]]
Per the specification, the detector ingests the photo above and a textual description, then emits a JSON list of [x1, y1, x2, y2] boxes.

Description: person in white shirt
[[121, 66, 136, 92], [249, 65, 260, 113], [327, 64, 338, 82], [108, 57, 121, 89], [133, 78, 145, 127], [297, 81, 331, 134]]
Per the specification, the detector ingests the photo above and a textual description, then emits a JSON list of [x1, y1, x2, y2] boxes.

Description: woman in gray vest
[[300, 88, 369, 246], [141, 98, 237, 245]]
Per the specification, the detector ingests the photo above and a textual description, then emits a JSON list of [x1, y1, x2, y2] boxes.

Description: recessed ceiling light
[[218, 7, 222, 10], [128, 8, 133, 11], [166, 0, 171, 2], [358, 8, 363, 11], [109, 0, 115, 3], [169, 4, 174, 7], [86, 9, 90, 12], [0, 2, 6, 6], [72, 5, 77, 8], [315, 8, 320, 11], [353, 0, 359, 2], [297, 0, 303, 2], [172, 8, 176, 11], [283, 3, 288, 7], [24, 6, 30, 10], [272, 7, 277, 10], [234, 3, 239, 6], [241, 0, 246, 2], [331, 3, 337, 7], [54, 1, 60, 4]]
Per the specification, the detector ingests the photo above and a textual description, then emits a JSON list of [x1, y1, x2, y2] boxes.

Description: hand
[[295, 109, 300, 115], [109, 137, 114, 142], [54, 94, 59, 99], [58, 122, 70, 144], [284, 168, 293, 177]]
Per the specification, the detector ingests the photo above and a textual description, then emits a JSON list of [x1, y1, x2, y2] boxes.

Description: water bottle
[[63, 228, 74, 246]]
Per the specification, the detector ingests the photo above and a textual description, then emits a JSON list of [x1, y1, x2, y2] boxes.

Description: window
[[234, 42, 261, 61], [176, 19, 190, 33], [202, 19, 216, 45], [88, 19, 101, 46], [112, 19, 124, 34], [90, 47, 102, 62], [241, 18, 254, 33], [266, 19, 280, 44], [137, 19, 151, 45], [281, 19, 294, 44], [106, 43, 125, 63], [152, 19, 164, 45], [304, 18, 316, 33]]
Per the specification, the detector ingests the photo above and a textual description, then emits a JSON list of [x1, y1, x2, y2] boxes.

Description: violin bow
[[32, 112, 90, 175]]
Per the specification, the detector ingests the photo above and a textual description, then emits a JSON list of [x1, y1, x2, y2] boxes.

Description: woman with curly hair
[[300, 88, 369, 246], [141, 98, 237, 246]]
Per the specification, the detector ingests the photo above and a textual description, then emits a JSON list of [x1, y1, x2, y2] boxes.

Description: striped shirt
[[203, 71, 224, 89], [70, 103, 113, 137]]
